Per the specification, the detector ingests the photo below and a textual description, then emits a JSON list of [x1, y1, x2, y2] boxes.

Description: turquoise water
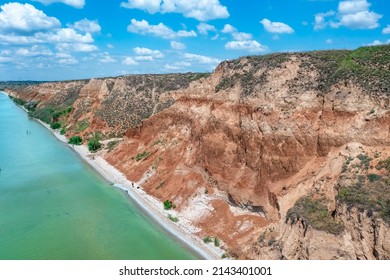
[[0, 92, 197, 260]]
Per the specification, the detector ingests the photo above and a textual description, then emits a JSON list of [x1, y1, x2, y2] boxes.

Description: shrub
[[60, 128, 66, 135], [203, 236, 212, 243], [88, 133, 101, 152], [214, 237, 220, 247], [107, 140, 119, 152], [167, 214, 179, 222], [287, 197, 344, 235], [163, 200, 173, 210], [50, 122, 61, 130], [68, 136, 82, 145], [135, 151, 150, 161], [367, 173, 381, 182]]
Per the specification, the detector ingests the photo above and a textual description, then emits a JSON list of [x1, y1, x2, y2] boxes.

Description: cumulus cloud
[[170, 41, 186, 50], [59, 56, 78, 64], [0, 3, 61, 33], [225, 40, 268, 53], [382, 25, 390, 34], [122, 57, 139, 65], [16, 45, 53, 56], [197, 23, 216, 35], [260, 19, 294, 34], [183, 53, 220, 64], [56, 42, 97, 52], [366, 39, 390, 46], [314, 0, 382, 30], [70, 19, 101, 33], [120, 0, 229, 21], [32, 0, 85, 9], [127, 19, 196, 39], [98, 52, 116, 63], [221, 24, 252, 40], [133, 47, 164, 61]]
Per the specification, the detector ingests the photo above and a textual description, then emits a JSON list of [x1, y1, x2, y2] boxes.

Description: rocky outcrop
[[6, 45, 390, 259]]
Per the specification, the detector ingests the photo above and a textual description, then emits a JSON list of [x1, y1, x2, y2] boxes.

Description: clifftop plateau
[[6, 45, 390, 259]]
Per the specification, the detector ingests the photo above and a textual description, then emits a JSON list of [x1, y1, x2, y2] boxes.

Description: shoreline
[[2, 92, 222, 260]]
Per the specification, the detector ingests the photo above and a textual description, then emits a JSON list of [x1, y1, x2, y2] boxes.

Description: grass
[[107, 140, 120, 152], [287, 197, 344, 235], [135, 151, 150, 161]]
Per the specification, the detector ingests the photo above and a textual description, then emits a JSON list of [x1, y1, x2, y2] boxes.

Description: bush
[[60, 128, 66, 135], [287, 197, 344, 235], [135, 151, 150, 161], [88, 133, 101, 152], [167, 214, 179, 222], [163, 200, 173, 210], [50, 122, 61, 130], [367, 173, 381, 182], [203, 236, 212, 243], [68, 136, 82, 145], [214, 237, 220, 247]]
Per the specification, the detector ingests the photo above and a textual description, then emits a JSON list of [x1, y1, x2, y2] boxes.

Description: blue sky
[[0, 0, 389, 81]]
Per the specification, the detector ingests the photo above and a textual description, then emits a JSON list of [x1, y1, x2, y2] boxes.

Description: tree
[[88, 132, 101, 152], [68, 136, 82, 145]]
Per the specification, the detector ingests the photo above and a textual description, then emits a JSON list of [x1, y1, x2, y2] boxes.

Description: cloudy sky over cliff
[[0, 0, 389, 80]]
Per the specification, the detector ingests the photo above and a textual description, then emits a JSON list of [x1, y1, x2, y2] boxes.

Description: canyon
[[5, 45, 390, 259]]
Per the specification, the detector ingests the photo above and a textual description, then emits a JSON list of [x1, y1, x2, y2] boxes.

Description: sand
[[35, 120, 223, 260]]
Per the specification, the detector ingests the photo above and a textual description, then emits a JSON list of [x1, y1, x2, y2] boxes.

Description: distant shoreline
[[1, 91, 222, 260]]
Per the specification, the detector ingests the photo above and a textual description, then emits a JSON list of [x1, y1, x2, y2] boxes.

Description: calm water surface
[[0, 92, 197, 260]]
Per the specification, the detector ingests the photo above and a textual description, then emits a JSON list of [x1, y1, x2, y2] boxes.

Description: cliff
[[6, 45, 390, 259]]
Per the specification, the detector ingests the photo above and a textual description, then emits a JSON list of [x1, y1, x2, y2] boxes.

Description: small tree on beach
[[68, 136, 82, 145], [88, 132, 101, 152]]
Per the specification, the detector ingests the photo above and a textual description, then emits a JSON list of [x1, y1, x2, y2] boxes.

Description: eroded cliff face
[[6, 45, 390, 259]]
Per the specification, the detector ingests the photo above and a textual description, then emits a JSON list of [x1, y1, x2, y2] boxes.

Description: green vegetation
[[163, 200, 173, 210], [74, 119, 90, 133], [60, 128, 66, 135], [203, 236, 212, 243], [167, 214, 179, 223], [88, 133, 101, 152], [367, 173, 381, 182], [214, 237, 220, 247], [287, 197, 344, 235], [107, 140, 120, 152], [28, 106, 72, 124], [68, 136, 82, 145], [376, 157, 390, 172], [9, 96, 26, 106], [135, 151, 150, 161], [50, 122, 61, 130]]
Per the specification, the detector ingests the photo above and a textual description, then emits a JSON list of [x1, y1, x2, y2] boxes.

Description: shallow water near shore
[[0, 92, 197, 260]]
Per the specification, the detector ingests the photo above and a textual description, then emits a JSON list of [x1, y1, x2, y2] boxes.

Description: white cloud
[[325, 38, 333, 44], [197, 23, 216, 35], [59, 57, 78, 64], [222, 24, 236, 34], [232, 32, 252, 41], [107, 44, 114, 49], [99, 52, 116, 63], [122, 57, 139, 65], [32, 0, 85, 9], [184, 53, 220, 64], [225, 40, 268, 53], [314, 0, 382, 30], [366, 39, 390, 46], [127, 19, 197, 39], [56, 42, 97, 52], [383, 25, 390, 34], [170, 41, 186, 50], [0, 3, 61, 33], [133, 47, 164, 60], [222, 24, 253, 41], [120, 0, 229, 21], [260, 18, 294, 34], [70, 19, 101, 33], [314, 11, 336, 30], [16, 45, 53, 56], [164, 64, 181, 71]]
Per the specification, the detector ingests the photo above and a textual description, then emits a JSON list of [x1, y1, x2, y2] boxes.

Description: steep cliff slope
[[6, 45, 390, 259]]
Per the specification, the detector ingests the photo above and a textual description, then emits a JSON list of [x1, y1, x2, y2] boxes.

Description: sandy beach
[[32, 116, 223, 260]]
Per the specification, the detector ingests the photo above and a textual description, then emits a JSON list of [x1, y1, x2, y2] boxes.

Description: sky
[[0, 0, 389, 81]]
